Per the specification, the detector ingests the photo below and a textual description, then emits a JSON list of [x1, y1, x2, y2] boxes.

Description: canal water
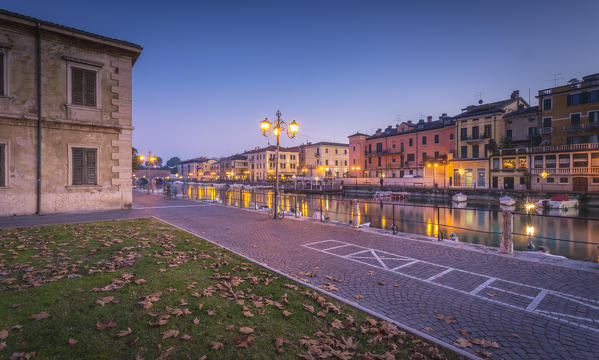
[[190, 185, 599, 263]]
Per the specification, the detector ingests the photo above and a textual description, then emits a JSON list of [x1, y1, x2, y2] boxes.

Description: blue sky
[[6, 0, 599, 160]]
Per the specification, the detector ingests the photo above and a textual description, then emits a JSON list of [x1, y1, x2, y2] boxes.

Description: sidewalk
[[2, 192, 598, 359]]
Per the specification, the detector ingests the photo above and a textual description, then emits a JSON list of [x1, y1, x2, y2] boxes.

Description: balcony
[[365, 150, 388, 156], [540, 127, 553, 135], [528, 142, 599, 153], [531, 167, 599, 176], [461, 135, 491, 143], [563, 123, 599, 132]]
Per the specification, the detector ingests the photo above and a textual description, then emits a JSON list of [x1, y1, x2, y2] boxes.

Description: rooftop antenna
[[395, 114, 402, 124], [475, 92, 484, 105], [548, 73, 563, 87], [418, 112, 424, 121]]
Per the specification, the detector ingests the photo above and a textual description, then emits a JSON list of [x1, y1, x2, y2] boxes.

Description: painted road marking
[[302, 240, 599, 333]]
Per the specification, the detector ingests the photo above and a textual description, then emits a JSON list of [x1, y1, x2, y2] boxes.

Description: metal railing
[[171, 184, 599, 262]]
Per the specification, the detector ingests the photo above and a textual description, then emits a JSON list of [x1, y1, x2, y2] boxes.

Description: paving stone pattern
[[1, 193, 598, 359]]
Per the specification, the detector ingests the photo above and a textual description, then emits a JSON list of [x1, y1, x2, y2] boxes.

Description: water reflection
[[189, 185, 599, 262]]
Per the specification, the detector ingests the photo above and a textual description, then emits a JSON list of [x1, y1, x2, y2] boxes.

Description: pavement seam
[[152, 215, 481, 360]]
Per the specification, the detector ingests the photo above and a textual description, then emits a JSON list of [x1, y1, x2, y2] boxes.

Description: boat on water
[[536, 194, 579, 209], [452, 193, 467, 202], [372, 191, 408, 202], [499, 196, 516, 206]]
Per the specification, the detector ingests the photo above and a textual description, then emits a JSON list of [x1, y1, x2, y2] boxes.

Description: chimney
[[511, 90, 520, 100], [427, 116, 432, 123]]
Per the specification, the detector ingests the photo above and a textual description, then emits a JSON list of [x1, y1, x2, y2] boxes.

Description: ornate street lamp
[[138, 152, 157, 194], [260, 110, 299, 219]]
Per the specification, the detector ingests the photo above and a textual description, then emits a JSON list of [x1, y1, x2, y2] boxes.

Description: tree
[[166, 157, 180, 168], [132, 147, 140, 171], [155, 156, 163, 168]]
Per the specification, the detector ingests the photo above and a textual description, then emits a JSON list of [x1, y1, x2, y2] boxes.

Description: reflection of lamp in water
[[526, 225, 535, 236]]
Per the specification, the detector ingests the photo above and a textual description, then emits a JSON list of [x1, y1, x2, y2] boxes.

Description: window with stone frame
[[71, 67, 97, 107], [72, 147, 97, 185]]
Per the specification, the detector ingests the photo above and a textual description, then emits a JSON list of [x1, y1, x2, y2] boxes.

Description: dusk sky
[[7, 0, 599, 161]]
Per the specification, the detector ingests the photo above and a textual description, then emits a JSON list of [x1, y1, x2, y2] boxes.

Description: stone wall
[[0, 17, 139, 216]]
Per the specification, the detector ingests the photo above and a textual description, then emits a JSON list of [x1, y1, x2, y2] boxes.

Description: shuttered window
[[72, 147, 97, 185], [71, 67, 96, 107], [0, 143, 5, 187]]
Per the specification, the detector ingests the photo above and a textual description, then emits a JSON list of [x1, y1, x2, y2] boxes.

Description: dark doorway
[[504, 177, 514, 190]]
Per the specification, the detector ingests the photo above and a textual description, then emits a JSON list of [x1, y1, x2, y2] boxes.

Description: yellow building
[[450, 91, 527, 189], [245, 145, 299, 182], [298, 142, 349, 178], [537, 73, 599, 146]]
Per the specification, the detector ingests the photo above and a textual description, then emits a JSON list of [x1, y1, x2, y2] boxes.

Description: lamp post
[[260, 110, 299, 219], [138, 152, 157, 194], [539, 170, 548, 193]]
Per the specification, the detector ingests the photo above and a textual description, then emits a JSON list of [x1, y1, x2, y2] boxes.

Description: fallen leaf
[[134, 279, 146, 285], [486, 292, 496, 297], [424, 327, 434, 332], [354, 294, 364, 300], [235, 335, 255, 348], [435, 313, 457, 324], [193, 317, 200, 325], [29, 312, 50, 321], [331, 319, 344, 329], [11, 304, 20, 309], [459, 329, 471, 336], [511, 333, 520, 338], [282, 310, 292, 317], [68, 338, 77, 346], [210, 341, 224, 350], [96, 320, 117, 331], [378, 281, 385, 285], [0, 342, 6, 351], [393, 283, 399, 287], [0, 330, 7, 340], [302, 304, 315, 313], [453, 338, 472, 348], [225, 324, 235, 331], [180, 334, 191, 341], [238, 327, 254, 335], [162, 329, 179, 339], [243, 311, 254, 318], [116, 328, 132, 338]]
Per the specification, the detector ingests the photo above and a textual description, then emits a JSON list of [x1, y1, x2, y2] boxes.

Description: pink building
[[348, 115, 455, 178]]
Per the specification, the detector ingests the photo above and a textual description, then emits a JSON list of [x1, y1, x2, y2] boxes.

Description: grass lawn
[[0, 218, 461, 359]]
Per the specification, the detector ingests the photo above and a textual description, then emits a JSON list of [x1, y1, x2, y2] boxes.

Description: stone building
[[0, 10, 142, 216], [298, 142, 348, 178], [245, 145, 299, 182]]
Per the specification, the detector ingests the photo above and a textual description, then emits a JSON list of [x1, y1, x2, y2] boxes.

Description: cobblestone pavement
[[2, 192, 599, 359]]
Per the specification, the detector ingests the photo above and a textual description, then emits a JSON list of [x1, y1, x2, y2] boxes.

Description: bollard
[[353, 199, 360, 228], [500, 210, 514, 254]]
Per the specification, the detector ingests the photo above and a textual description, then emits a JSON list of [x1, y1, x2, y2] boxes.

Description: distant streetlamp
[[260, 110, 299, 219], [138, 152, 157, 194]]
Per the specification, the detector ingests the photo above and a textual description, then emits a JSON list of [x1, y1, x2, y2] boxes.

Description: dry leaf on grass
[[331, 319, 344, 329], [134, 279, 146, 285], [68, 338, 77, 346], [275, 337, 289, 353], [193, 317, 200, 325], [29, 312, 50, 320], [116, 328, 132, 338], [162, 329, 179, 339], [0, 342, 6, 351], [180, 334, 191, 341], [282, 310, 292, 317], [235, 335, 255, 348], [302, 304, 315, 313], [238, 327, 254, 335], [210, 341, 224, 350], [0, 330, 7, 340], [243, 311, 254, 318], [96, 320, 117, 331], [225, 324, 235, 331]]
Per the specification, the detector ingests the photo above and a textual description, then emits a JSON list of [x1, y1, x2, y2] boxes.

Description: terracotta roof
[[348, 132, 368, 138], [453, 98, 525, 119], [503, 106, 539, 118], [302, 141, 348, 147]]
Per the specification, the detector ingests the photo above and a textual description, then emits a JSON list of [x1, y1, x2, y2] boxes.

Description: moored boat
[[536, 194, 578, 209], [452, 193, 467, 202], [372, 191, 408, 202], [499, 196, 516, 206]]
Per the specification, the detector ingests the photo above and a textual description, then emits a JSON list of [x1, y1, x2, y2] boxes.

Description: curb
[[153, 215, 479, 360]]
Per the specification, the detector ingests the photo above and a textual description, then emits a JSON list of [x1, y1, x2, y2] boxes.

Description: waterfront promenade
[[1, 193, 598, 359]]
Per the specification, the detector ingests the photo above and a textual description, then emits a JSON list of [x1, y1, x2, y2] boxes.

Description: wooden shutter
[[83, 69, 96, 107], [71, 68, 83, 105], [85, 148, 97, 185], [72, 148, 84, 185], [0, 144, 5, 187]]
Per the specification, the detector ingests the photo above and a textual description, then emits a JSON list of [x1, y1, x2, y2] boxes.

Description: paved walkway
[[2, 192, 599, 359]]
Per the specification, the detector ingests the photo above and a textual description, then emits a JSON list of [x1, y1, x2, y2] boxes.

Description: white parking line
[[302, 240, 599, 333]]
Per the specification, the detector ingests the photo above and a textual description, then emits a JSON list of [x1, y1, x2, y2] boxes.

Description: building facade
[[537, 74, 599, 146], [449, 91, 526, 189], [219, 154, 249, 180], [298, 142, 349, 178], [0, 10, 142, 216], [246, 145, 299, 182], [177, 158, 208, 179], [348, 115, 455, 179]]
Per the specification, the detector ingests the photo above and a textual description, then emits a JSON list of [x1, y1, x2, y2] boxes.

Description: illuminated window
[[518, 158, 527, 169], [503, 158, 515, 169]]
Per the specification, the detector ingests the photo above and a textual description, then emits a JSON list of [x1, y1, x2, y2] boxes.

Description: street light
[[138, 152, 157, 194], [260, 110, 299, 219]]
